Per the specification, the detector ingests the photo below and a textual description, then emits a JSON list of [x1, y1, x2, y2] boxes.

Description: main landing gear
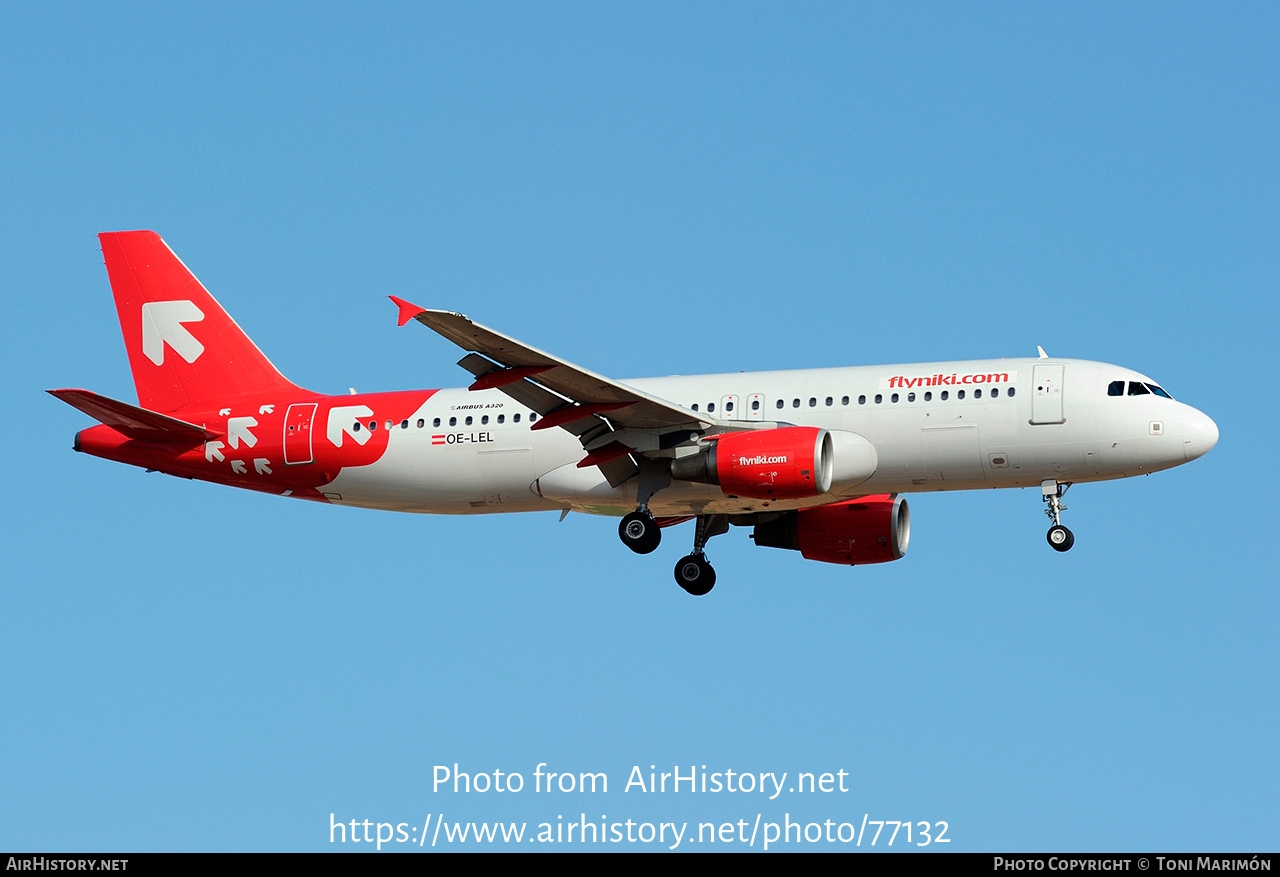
[[618, 508, 728, 596], [619, 508, 661, 554], [1042, 480, 1074, 552], [674, 514, 727, 596]]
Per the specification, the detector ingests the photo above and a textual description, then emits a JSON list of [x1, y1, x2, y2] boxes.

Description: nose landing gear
[[1042, 480, 1074, 552]]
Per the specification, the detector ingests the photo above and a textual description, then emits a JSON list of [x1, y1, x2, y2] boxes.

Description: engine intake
[[671, 426, 876, 500]]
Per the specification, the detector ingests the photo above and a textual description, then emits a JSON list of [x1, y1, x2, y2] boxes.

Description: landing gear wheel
[[619, 511, 661, 554], [674, 554, 716, 596], [1047, 525, 1074, 552]]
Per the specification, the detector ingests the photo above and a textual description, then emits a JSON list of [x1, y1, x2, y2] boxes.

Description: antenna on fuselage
[[1037, 346, 1049, 359]]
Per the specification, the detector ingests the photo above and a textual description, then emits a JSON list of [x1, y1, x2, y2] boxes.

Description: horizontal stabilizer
[[47, 389, 218, 443]]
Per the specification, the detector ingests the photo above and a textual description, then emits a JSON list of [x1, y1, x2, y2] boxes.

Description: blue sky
[[2, 2, 1276, 852]]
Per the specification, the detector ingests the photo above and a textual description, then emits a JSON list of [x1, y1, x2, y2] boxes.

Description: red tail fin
[[100, 231, 302, 412]]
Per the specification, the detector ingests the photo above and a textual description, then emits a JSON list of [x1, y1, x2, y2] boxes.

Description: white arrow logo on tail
[[205, 440, 225, 462], [227, 416, 258, 449], [327, 405, 374, 447], [141, 300, 205, 365], [230, 460, 247, 474], [253, 458, 272, 475], [259, 404, 275, 415]]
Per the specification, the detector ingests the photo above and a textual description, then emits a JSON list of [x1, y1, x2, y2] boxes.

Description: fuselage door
[[746, 393, 765, 421], [1031, 364, 1066, 425], [284, 402, 318, 464]]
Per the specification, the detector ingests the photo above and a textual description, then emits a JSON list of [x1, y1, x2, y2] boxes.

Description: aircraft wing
[[390, 298, 720, 487], [390, 298, 715, 433]]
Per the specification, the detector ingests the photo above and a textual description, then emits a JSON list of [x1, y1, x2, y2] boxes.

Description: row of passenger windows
[[350, 412, 540, 432], [1108, 380, 1172, 399], [347, 383, 1024, 434], [688, 387, 1015, 413]]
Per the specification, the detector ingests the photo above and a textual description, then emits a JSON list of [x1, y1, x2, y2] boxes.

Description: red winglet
[[531, 402, 631, 431], [576, 441, 634, 468], [389, 295, 427, 327]]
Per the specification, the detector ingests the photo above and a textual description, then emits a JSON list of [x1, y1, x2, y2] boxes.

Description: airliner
[[50, 231, 1219, 595]]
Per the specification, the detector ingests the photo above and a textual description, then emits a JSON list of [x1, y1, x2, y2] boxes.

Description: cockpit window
[[1128, 382, 1150, 396], [1146, 383, 1173, 399], [1108, 380, 1124, 396]]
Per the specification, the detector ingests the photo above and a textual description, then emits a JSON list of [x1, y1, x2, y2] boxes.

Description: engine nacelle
[[671, 426, 877, 500], [751, 494, 910, 565]]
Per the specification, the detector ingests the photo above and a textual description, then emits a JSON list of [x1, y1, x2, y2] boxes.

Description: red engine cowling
[[671, 426, 832, 499], [751, 494, 910, 565]]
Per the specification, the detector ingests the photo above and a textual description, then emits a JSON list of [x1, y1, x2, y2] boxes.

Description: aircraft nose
[[1183, 407, 1219, 461]]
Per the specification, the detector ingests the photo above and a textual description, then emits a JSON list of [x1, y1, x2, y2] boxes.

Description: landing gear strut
[[619, 508, 661, 554], [1042, 480, 1074, 552], [620, 462, 672, 555], [674, 514, 727, 596]]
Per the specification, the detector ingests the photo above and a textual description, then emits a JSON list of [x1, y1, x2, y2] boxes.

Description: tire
[[619, 511, 661, 554], [674, 554, 716, 595], [1047, 525, 1075, 552]]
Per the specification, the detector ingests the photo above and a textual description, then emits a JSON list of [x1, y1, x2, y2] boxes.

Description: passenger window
[[792, 399, 800, 408], [1128, 382, 1150, 396], [529, 413, 538, 422], [751, 399, 760, 411], [465, 416, 473, 426], [449, 417, 457, 427], [726, 401, 734, 412], [481, 415, 489, 425], [1108, 380, 1125, 396], [875, 394, 883, 404], [416, 418, 424, 428], [691, 403, 699, 412], [513, 414, 521, 423], [825, 396, 833, 406], [941, 390, 949, 401], [385, 420, 392, 431], [1008, 387, 1015, 397], [991, 388, 999, 398], [352, 421, 361, 432], [974, 389, 982, 399], [775, 399, 784, 409], [708, 402, 716, 413], [891, 393, 899, 403], [924, 392, 932, 401], [907, 392, 915, 402], [433, 417, 441, 427], [369, 420, 378, 431], [497, 414, 505, 424], [858, 395, 866, 405], [841, 396, 849, 406], [809, 397, 817, 407], [401, 420, 409, 429], [957, 390, 965, 400]]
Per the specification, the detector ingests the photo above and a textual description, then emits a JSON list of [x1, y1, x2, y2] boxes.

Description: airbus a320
[[50, 231, 1219, 595]]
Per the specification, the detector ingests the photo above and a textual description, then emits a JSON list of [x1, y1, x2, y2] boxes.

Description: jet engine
[[670, 426, 877, 500], [751, 494, 910, 565]]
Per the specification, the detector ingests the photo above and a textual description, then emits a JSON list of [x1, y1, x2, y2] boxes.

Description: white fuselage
[[323, 357, 1218, 518]]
